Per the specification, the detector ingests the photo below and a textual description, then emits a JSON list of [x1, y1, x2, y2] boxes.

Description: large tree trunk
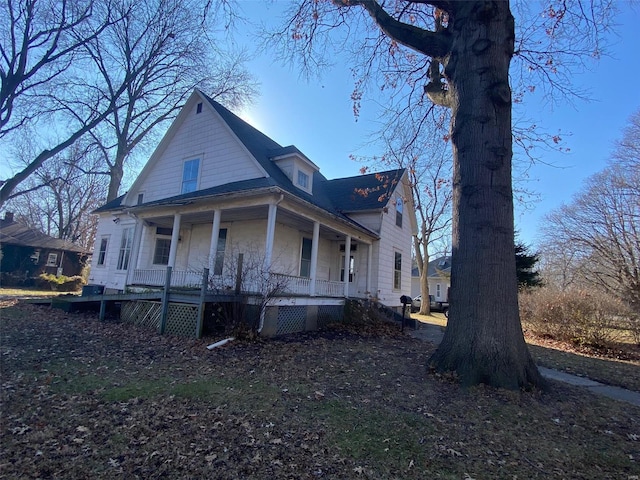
[[428, 1, 544, 389], [107, 149, 126, 202]]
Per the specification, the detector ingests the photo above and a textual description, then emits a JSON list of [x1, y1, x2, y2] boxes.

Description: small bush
[[519, 288, 632, 349], [37, 273, 85, 292]]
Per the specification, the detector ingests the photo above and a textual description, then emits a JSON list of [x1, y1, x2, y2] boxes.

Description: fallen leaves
[[1, 301, 639, 479]]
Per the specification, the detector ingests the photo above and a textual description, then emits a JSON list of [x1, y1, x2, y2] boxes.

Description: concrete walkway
[[409, 322, 640, 407]]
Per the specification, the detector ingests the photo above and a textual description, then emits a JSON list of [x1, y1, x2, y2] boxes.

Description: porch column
[[264, 203, 277, 271], [343, 235, 351, 298], [168, 213, 181, 268], [208, 209, 222, 274], [135, 223, 147, 269], [126, 217, 143, 285], [366, 242, 373, 296], [309, 221, 320, 296]]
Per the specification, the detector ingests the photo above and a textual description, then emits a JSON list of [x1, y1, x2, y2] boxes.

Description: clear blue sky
[[234, 1, 640, 249], [2, 2, 638, 251]]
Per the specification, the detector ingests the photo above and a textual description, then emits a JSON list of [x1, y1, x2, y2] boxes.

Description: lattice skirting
[[121, 301, 161, 329], [317, 304, 344, 329], [276, 306, 307, 335], [121, 300, 199, 337]]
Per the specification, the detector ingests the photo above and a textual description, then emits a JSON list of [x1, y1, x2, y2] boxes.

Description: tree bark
[[428, 1, 544, 389]]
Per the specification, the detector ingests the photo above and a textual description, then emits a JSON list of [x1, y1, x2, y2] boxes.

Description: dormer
[[269, 145, 319, 194]]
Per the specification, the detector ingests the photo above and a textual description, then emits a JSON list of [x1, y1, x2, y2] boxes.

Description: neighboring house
[[0, 212, 88, 281], [88, 89, 417, 313], [411, 256, 451, 303]]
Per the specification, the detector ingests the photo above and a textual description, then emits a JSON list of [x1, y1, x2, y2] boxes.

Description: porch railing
[[315, 279, 345, 297], [132, 268, 347, 298], [131, 269, 203, 289]]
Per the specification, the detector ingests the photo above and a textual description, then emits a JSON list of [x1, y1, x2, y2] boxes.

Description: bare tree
[[0, 0, 125, 206], [6, 139, 108, 250], [542, 163, 640, 313], [84, 0, 258, 201], [206, 244, 293, 335], [272, 0, 615, 388], [356, 123, 452, 315], [612, 108, 640, 175]]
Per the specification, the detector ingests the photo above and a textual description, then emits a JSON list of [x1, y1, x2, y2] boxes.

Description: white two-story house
[[88, 89, 416, 333]]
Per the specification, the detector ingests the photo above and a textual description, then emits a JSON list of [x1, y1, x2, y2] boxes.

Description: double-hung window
[[117, 228, 134, 270], [395, 197, 403, 228], [46, 253, 58, 267], [298, 170, 309, 189], [153, 238, 171, 265], [97, 237, 108, 266], [393, 252, 402, 290], [213, 229, 227, 275], [299, 238, 312, 278], [182, 158, 200, 194], [340, 255, 354, 283]]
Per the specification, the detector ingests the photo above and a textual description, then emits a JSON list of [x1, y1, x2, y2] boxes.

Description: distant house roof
[[427, 256, 451, 277], [411, 256, 452, 278], [94, 90, 406, 231], [0, 215, 88, 254]]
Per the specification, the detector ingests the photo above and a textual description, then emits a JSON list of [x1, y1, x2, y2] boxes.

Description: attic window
[[137, 193, 144, 205], [297, 170, 309, 189], [196, 102, 203, 114], [182, 158, 200, 193], [395, 197, 403, 228]]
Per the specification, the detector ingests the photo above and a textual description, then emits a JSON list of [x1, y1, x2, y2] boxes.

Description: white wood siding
[[130, 218, 338, 283], [348, 211, 382, 234], [87, 215, 136, 291], [370, 186, 413, 306], [130, 102, 265, 203]]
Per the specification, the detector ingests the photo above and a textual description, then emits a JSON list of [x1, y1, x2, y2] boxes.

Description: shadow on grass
[[411, 313, 639, 392], [528, 342, 640, 392]]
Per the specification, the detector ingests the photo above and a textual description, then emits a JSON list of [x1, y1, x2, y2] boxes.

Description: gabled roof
[[96, 89, 408, 231], [427, 256, 451, 277], [323, 169, 405, 212], [0, 218, 88, 253]]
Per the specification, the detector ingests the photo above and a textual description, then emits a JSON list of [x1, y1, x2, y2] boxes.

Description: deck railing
[[132, 269, 203, 289], [132, 268, 347, 298]]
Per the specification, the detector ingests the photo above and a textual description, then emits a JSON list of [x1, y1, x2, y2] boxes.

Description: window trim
[[299, 237, 312, 278], [181, 157, 200, 194], [340, 255, 355, 283], [395, 196, 403, 228], [46, 253, 58, 267], [297, 170, 309, 189], [393, 251, 402, 290], [213, 228, 227, 275], [116, 228, 134, 270], [152, 237, 172, 265], [97, 237, 109, 266]]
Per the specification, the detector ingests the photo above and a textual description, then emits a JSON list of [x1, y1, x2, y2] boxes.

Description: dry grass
[[413, 312, 640, 392], [0, 287, 77, 298]]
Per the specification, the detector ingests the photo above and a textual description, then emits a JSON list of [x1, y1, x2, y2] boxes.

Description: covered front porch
[[120, 189, 378, 300]]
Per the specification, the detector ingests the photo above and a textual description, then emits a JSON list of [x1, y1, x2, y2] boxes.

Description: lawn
[[1, 300, 639, 479], [0, 286, 68, 298], [413, 312, 640, 392]]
